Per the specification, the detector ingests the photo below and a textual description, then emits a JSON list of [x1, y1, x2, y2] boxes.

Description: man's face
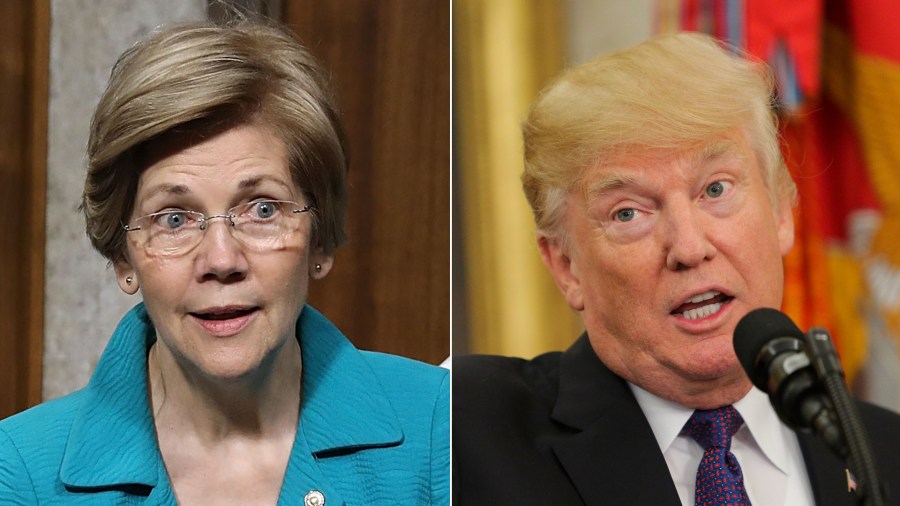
[[539, 135, 794, 408]]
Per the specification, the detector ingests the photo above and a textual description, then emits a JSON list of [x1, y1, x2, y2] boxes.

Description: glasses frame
[[122, 200, 313, 255]]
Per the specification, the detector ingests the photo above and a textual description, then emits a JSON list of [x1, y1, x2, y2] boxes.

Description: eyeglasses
[[123, 200, 313, 256]]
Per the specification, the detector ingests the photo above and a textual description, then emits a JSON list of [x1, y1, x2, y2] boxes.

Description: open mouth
[[671, 290, 734, 321], [190, 306, 259, 321]]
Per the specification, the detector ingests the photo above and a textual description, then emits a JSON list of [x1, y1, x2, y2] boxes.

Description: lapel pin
[[304, 489, 325, 506], [846, 469, 857, 493]]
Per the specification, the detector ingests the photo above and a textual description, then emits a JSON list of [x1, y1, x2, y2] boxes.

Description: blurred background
[[0, 0, 449, 420], [452, 0, 900, 412]]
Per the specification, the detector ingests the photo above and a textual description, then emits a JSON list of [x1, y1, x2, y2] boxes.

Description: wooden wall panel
[[0, 0, 48, 419], [284, 1, 450, 364]]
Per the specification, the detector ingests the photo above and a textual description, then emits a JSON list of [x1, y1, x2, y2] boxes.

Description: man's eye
[[705, 181, 732, 198], [614, 208, 638, 222]]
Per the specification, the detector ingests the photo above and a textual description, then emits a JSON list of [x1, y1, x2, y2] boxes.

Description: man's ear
[[112, 255, 140, 295], [309, 249, 334, 280], [537, 234, 584, 311], [776, 197, 795, 256]]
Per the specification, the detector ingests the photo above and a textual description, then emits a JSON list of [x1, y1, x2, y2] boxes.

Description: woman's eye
[[253, 201, 279, 219], [705, 181, 732, 198], [614, 208, 638, 222], [161, 212, 187, 229]]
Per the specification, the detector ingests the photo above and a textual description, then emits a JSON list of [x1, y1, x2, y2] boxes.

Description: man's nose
[[662, 200, 717, 271]]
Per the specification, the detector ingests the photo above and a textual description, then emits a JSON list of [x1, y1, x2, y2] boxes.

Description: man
[[453, 33, 900, 505]]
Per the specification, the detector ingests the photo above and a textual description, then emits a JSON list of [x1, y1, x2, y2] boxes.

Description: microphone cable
[[806, 327, 885, 506]]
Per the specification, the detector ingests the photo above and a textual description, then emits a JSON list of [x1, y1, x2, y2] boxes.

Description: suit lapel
[[797, 431, 859, 506], [550, 336, 681, 505]]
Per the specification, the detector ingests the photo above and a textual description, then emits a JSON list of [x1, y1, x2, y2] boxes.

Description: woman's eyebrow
[[237, 175, 293, 192], [140, 183, 191, 202], [140, 175, 293, 199]]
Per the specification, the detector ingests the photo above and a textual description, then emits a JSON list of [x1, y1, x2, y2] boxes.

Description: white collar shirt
[[629, 383, 816, 505]]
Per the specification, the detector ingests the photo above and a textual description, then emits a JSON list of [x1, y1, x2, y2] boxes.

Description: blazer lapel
[[295, 305, 404, 454], [276, 306, 404, 506], [550, 336, 681, 505], [60, 304, 164, 494]]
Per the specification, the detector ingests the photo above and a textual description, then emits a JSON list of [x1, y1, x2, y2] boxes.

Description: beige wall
[[43, 0, 207, 400], [564, 0, 654, 64]]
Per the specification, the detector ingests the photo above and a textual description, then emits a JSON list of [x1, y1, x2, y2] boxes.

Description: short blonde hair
[[522, 32, 796, 241], [82, 19, 348, 262]]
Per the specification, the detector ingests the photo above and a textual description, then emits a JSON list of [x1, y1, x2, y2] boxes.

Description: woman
[[0, 19, 448, 505]]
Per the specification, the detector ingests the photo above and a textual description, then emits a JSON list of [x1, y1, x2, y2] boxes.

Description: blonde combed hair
[[83, 19, 348, 262], [522, 32, 796, 241]]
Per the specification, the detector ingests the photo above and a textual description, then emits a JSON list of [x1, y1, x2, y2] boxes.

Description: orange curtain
[[660, 0, 891, 386]]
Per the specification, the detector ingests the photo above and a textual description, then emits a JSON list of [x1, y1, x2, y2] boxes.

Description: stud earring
[[125, 276, 133, 285], [314, 264, 322, 273]]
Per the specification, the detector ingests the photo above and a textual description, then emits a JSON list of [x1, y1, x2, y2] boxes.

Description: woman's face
[[114, 123, 332, 381]]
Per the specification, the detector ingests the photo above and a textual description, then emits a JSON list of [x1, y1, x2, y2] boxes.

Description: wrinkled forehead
[[579, 131, 773, 197]]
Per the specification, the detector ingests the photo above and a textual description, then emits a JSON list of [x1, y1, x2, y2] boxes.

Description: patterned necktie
[[683, 406, 752, 506]]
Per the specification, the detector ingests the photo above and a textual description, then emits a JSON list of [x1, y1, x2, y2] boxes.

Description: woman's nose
[[194, 219, 249, 282]]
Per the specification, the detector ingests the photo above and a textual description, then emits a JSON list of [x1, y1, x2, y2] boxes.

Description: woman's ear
[[309, 250, 334, 280], [113, 255, 140, 295]]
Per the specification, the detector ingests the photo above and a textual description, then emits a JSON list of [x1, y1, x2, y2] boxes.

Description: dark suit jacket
[[453, 335, 900, 505]]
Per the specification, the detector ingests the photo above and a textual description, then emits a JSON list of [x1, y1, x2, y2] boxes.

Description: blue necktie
[[683, 406, 752, 506]]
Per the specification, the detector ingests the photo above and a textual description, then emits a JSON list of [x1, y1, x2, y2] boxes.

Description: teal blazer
[[0, 304, 449, 505]]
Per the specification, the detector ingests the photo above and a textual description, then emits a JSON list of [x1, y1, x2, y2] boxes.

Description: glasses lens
[[139, 211, 203, 255], [128, 202, 310, 256], [232, 200, 307, 247]]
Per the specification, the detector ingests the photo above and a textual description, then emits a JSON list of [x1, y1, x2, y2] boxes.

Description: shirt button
[[304, 490, 325, 506]]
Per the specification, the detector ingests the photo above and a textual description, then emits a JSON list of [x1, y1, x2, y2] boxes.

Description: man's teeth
[[682, 302, 723, 320], [686, 290, 719, 303]]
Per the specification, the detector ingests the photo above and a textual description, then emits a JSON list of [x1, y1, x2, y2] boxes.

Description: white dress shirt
[[629, 383, 816, 505]]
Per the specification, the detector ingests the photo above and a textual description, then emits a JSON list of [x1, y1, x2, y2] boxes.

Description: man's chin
[[680, 337, 744, 377], [657, 365, 753, 408], [682, 360, 745, 383]]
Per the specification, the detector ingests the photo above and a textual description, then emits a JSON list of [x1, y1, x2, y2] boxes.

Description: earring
[[314, 264, 322, 273], [125, 276, 133, 285]]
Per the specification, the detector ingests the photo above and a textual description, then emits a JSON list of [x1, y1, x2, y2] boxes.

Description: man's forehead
[[582, 138, 748, 196]]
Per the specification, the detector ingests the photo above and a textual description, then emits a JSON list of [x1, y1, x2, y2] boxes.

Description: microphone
[[734, 308, 886, 505], [733, 307, 846, 457]]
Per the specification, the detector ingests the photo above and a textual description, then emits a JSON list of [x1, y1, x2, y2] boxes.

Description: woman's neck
[[147, 337, 302, 443]]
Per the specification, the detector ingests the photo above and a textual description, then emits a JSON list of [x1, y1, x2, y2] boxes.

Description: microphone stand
[[805, 328, 886, 506]]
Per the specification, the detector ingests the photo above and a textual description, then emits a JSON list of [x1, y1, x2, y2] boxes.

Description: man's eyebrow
[[583, 140, 745, 200], [695, 139, 743, 165], [585, 172, 639, 199]]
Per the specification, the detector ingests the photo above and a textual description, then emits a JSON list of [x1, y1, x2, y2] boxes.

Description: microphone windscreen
[[733, 307, 804, 389]]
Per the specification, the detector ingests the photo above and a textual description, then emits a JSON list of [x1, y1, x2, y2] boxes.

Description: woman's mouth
[[189, 306, 259, 336]]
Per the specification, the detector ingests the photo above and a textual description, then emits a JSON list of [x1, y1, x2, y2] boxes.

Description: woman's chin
[[187, 353, 273, 384]]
